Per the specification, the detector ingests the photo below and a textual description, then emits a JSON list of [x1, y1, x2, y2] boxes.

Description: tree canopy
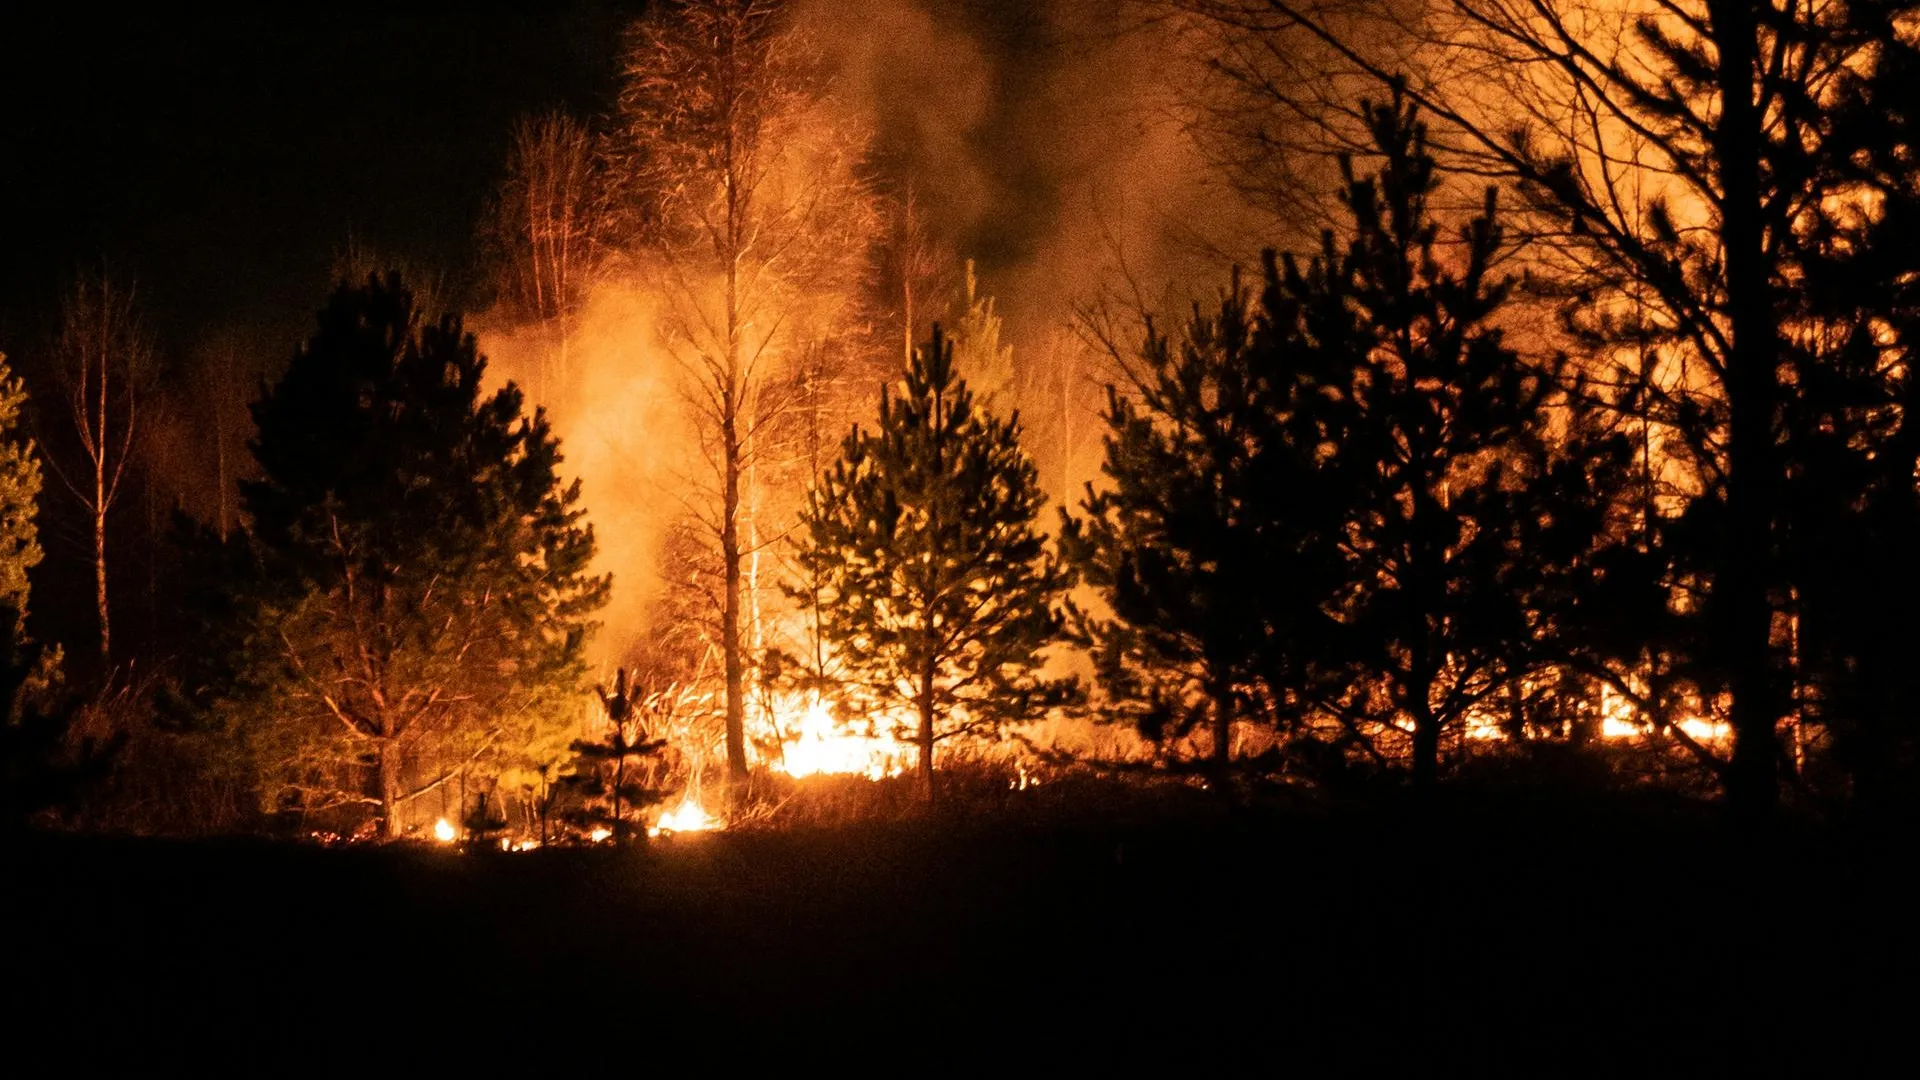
[[193, 274, 607, 837], [793, 325, 1077, 802]]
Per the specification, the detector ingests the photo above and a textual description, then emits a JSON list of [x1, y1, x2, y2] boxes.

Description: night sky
[[0, 3, 641, 357]]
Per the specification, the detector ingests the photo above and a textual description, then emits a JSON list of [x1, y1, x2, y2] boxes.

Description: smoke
[[474, 275, 689, 665], [801, 0, 1275, 500], [477, 0, 1279, 668]]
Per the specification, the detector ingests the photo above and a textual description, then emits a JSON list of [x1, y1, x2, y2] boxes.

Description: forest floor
[[3, 804, 1912, 1071]]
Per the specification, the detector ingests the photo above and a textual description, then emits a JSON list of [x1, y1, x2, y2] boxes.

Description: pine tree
[[1287, 96, 1636, 789], [0, 354, 111, 828], [0, 606, 105, 830], [460, 790, 511, 852], [558, 667, 669, 844], [1071, 94, 1636, 790], [793, 325, 1078, 803], [1776, 14, 1920, 814], [1185, 0, 1920, 820], [0, 354, 43, 617], [203, 274, 608, 838], [1062, 271, 1337, 780]]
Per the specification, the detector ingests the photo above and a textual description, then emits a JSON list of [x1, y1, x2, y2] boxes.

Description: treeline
[[5, 0, 1920, 837]]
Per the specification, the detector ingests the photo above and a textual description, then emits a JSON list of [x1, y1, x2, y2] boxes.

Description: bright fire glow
[[432, 818, 456, 843], [770, 693, 909, 781], [1675, 717, 1733, 743], [588, 826, 613, 844], [1602, 713, 1640, 740], [1599, 686, 1731, 744], [649, 795, 722, 837]]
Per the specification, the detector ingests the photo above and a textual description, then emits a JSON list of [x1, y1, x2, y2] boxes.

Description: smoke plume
[[481, 0, 1276, 667]]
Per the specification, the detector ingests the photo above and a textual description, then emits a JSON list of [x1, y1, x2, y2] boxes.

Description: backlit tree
[[0, 354, 107, 829], [1071, 95, 1638, 789], [0, 353, 43, 616], [558, 667, 671, 844], [205, 275, 607, 837], [1063, 272, 1332, 780], [1176, 0, 1920, 819], [488, 109, 602, 404], [608, 0, 872, 802], [45, 270, 158, 666], [793, 325, 1078, 804]]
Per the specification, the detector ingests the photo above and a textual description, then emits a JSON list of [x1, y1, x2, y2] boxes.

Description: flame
[[588, 826, 613, 844], [432, 818, 456, 843], [1599, 684, 1731, 744], [1602, 713, 1640, 740], [649, 795, 722, 837], [1675, 717, 1733, 743], [771, 693, 910, 780]]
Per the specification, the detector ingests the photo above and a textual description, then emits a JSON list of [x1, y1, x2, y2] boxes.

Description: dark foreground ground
[[4, 804, 1914, 1072]]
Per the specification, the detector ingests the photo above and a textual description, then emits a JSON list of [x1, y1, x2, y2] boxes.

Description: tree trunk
[[1710, 0, 1780, 825], [1411, 705, 1439, 792], [377, 736, 403, 839], [1211, 694, 1233, 783], [721, 379, 749, 805], [917, 666, 936, 807], [612, 753, 628, 846], [95, 322, 112, 666], [94, 501, 109, 665], [720, 64, 751, 810]]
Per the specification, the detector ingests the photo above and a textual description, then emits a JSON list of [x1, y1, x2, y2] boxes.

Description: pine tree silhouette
[[559, 668, 669, 843], [792, 325, 1078, 804]]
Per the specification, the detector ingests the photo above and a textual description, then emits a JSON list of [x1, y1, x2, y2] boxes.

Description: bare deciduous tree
[[490, 110, 602, 403], [609, 0, 872, 803], [47, 270, 158, 666]]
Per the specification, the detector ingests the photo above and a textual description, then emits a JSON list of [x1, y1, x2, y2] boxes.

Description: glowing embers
[[768, 693, 911, 781]]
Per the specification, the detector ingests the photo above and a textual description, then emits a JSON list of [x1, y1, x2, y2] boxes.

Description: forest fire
[[2, 0, 1908, 859], [9, 0, 1920, 1066], [769, 694, 911, 781], [650, 796, 721, 836]]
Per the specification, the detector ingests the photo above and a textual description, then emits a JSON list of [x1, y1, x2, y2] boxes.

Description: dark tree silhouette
[[175, 275, 607, 838], [460, 790, 511, 851], [1777, 16, 1920, 815], [1, 606, 117, 830], [1179, 0, 1920, 820], [792, 326, 1078, 804], [1063, 271, 1336, 780], [559, 667, 669, 844], [1292, 98, 1638, 788], [1073, 94, 1636, 790]]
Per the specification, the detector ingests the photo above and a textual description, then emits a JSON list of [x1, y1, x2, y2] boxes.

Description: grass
[[3, 802, 1911, 1070]]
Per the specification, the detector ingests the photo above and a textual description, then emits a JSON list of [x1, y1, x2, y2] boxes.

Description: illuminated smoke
[[473, 1, 1276, 772], [474, 273, 689, 665]]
